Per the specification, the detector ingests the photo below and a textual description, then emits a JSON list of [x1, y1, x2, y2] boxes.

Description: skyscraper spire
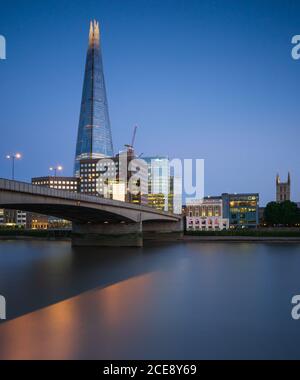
[[89, 20, 100, 46], [94, 20, 100, 43], [89, 20, 93, 43], [74, 20, 114, 176]]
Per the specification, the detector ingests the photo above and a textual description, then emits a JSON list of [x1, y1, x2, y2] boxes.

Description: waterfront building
[[186, 197, 229, 231], [74, 20, 113, 176], [276, 173, 291, 202], [15, 210, 27, 227], [79, 158, 103, 196], [107, 149, 148, 205], [222, 193, 259, 228], [144, 156, 182, 214], [27, 213, 49, 230], [79, 148, 148, 205], [0, 209, 27, 228], [30, 176, 79, 229], [79, 154, 183, 212], [32, 176, 79, 192]]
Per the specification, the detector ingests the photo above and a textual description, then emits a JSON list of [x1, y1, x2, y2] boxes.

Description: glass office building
[[144, 157, 182, 214], [222, 193, 259, 228], [78, 150, 148, 206], [74, 20, 113, 176]]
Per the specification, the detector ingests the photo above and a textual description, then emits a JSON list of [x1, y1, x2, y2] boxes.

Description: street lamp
[[49, 165, 63, 177], [6, 153, 22, 180]]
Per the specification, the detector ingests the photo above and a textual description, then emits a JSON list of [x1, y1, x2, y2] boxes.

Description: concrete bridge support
[[72, 218, 183, 247], [142, 219, 184, 242], [72, 221, 143, 247], [72, 220, 183, 247]]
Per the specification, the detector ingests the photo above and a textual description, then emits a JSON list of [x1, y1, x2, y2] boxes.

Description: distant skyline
[[0, 0, 300, 205]]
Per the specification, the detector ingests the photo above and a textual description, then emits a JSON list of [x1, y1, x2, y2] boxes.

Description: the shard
[[74, 20, 114, 176]]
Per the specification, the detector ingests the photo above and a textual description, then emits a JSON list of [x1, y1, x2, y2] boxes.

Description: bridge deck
[[0, 178, 181, 221]]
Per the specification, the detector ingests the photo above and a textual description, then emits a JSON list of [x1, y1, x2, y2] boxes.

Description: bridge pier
[[142, 219, 184, 242], [72, 218, 183, 247], [72, 221, 143, 247]]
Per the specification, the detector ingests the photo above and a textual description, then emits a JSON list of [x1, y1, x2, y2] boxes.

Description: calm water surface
[[0, 240, 300, 359]]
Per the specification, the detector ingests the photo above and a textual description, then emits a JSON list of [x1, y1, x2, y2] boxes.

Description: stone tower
[[276, 173, 291, 202]]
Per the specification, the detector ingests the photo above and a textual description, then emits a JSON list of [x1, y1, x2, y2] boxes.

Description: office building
[[74, 20, 113, 176], [144, 156, 182, 214], [222, 193, 259, 228], [31, 176, 79, 229], [32, 176, 79, 192], [27, 213, 49, 230], [79, 149, 148, 205], [0, 209, 27, 228], [186, 198, 229, 231]]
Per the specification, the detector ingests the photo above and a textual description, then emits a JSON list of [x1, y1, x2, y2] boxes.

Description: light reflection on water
[[0, 241, 300, 359]]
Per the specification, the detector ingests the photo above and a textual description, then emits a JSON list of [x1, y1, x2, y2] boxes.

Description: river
[[0, 240, 299, 359]]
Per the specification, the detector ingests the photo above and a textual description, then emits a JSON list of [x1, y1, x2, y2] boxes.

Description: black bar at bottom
[[0, 360, 298, 378]]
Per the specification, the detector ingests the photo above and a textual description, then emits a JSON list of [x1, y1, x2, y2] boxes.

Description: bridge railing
[[0, 178, 97, 203]]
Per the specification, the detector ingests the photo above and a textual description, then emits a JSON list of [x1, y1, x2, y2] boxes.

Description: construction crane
[[125, 125, 138, 151], [131, 125, 138, 148]]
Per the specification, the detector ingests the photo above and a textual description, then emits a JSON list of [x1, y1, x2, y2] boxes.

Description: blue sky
[[0, 0, 299, 205]]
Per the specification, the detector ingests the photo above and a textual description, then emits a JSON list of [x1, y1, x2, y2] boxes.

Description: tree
[[264, 201, 300, 226], [264, 202, 281, 225], [281, 201, 299, 226]]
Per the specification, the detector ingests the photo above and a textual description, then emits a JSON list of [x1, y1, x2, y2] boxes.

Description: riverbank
[[1, 229, 300, 243], [0, 229, 71, 241], [184, 229, 300, 243], [183, 235, 300, 243], [1, 235, 300, 244], [0, 235, 71, 241], [185, 229, 300, 237]]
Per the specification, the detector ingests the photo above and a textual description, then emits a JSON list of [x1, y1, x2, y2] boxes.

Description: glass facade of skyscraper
[[74, 21, 113, 176]]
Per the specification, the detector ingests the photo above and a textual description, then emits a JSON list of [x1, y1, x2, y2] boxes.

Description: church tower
[[276, 173, 291, 202]]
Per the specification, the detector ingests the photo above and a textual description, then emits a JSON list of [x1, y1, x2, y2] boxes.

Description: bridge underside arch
[[0, 204, 135, 224]]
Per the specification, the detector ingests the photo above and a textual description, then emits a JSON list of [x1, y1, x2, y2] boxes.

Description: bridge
[[0, 179, 183, 246]]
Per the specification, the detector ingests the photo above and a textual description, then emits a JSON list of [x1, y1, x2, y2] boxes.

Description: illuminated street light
[[49, 165, 63, 177], [6, 153, 22, 180]]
